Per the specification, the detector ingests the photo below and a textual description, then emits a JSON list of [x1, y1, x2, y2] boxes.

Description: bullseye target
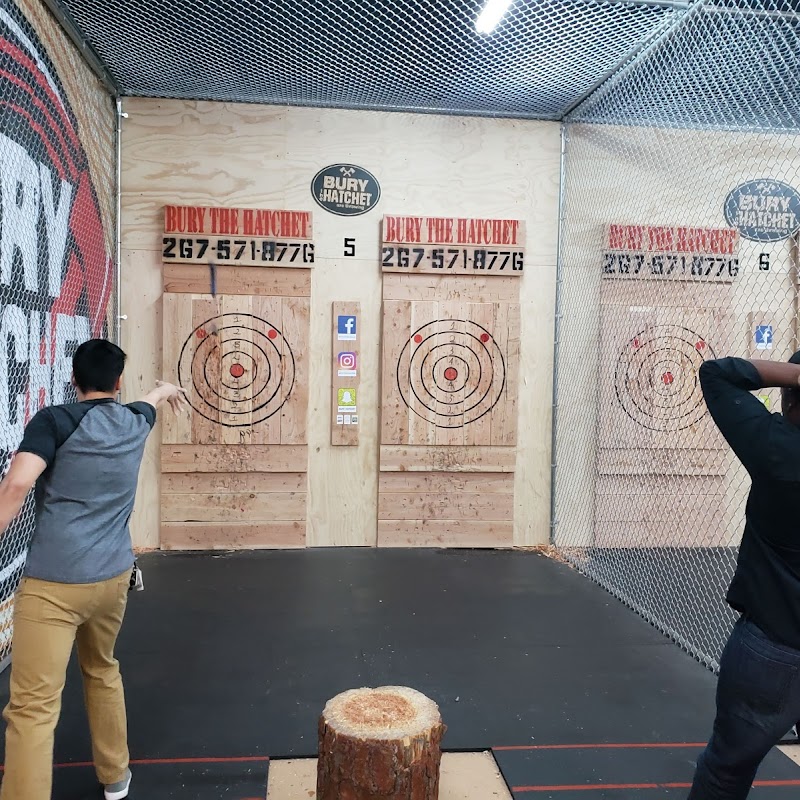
[[614, 324, 716, 432], [178, 313, 295, 427], [397, 319, 506, 428]]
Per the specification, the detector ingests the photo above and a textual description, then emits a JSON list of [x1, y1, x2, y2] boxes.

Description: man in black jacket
[[689, 353, 800, 799]]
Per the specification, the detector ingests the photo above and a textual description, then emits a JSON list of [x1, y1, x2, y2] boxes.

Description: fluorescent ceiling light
[[475, 0, 514, 33]]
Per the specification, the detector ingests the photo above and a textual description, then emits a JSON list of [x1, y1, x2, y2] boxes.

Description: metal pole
[[115, 98, 126, 346], [549, 123, 568, 545]]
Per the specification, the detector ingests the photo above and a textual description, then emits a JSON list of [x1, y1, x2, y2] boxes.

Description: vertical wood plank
[[220, 294, 254, 445], [380, 300, 411, 445], [282, 295, 310, 445], [408, 301, 438, 446], [253, 293, 283, 445], [493, 301, 520, 446], [191, 295, 222, 444], [436, 303, 465, 447], [464, 302, 494, 448], [162, 293, 193, 444]]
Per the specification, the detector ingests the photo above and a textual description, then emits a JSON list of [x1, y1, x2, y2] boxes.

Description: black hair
[[790, 351, 800, 366], [72, 339, 126, 393]]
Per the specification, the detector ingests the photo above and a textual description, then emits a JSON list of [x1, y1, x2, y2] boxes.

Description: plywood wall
[[120, 99, 560, 548]]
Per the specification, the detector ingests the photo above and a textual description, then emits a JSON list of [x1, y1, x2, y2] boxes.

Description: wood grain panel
[[380, 301, 411, 446], [464, 302, 494, 448], [382, 274, 521, 303], [494, 301, 520, 445], [379, 472, 513, 494], [161, 522, 305, 550], [380, 446, 515, 472], [279, 295, 310, 445], [163, 264, 311, 296], [163, 472, 306, 493], [220, 294, 254, 445], [380, 296, 520, 448], [408, 300, 438, 447], [162, 492, 306, 522], [162, 293, 193, 444], [378, 492, 513, 520], [377, 520, 513, 548], [598, 448, 727, 476], [162, 445, 307, 472]]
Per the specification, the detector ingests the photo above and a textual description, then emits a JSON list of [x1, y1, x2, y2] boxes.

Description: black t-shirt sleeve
[[126, 402, 157, 429], [699, 357, 776, 475], [17, 409, 59, 466]]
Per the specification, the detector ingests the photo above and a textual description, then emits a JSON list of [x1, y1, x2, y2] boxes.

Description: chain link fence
[[553, 0, 800, 670], [56, 0, 677, 119], [0, 0, 117, 666]]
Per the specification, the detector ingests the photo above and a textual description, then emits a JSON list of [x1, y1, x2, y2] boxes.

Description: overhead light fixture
[[475, 0, 513, 34]]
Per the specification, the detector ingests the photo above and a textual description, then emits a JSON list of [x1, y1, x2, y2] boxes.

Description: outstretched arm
[[139, 381, 190, 414], [747, 359, 800, 389], [699, 357, 800, 473]]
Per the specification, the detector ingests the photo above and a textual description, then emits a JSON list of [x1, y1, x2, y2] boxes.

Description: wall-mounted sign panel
[[381, 216, 525, 276], [332, 302, 361, 446], [312, 164, 381, 216], [163, 205, 314, 268], [724, 179, 800, 243], [601, 223, 739, 282]]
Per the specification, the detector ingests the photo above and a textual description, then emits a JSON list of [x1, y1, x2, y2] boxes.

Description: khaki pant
[[1, 571, 130, 800]]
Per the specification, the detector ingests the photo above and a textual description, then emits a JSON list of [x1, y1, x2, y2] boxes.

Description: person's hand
[[155, 381, 190, 414]]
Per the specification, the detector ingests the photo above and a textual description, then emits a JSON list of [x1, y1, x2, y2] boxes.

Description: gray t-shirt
[[17, 399, 156, 584]]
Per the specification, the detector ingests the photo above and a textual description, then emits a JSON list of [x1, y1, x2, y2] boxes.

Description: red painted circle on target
[[268, 330, 278, 340], [662, 371, 674, 386], [230, 364, 245, 378], [414, 334, 423, 343], [696, 340, 706, 351], [196, 329, 207, 339], [480, 333, 490, 343], [444, 367, 458, 381]]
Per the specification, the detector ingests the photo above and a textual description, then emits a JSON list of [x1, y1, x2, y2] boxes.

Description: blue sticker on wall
[[755, 325, 773, 350], [724, 179, 800, 242], [312, 164, 381, 217]]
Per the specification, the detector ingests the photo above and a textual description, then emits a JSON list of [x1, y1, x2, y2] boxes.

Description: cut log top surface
[[322, 686, 441, 741]]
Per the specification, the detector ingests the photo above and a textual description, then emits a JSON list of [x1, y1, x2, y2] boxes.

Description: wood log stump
[[316, 685, 445, 800]]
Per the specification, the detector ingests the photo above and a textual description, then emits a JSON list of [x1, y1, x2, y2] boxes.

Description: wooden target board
[[596, 274, 733, 547], [381, 302, 519, 446], [161, 267, 310, 550], [378, 274, 520, 548]]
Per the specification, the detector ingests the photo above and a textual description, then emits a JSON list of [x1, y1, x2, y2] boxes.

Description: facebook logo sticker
[[337, 316, 357, 341], [755, 325, 773, 350]]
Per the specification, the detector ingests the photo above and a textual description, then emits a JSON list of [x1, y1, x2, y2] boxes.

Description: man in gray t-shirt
[[0, 339, 186, 800]]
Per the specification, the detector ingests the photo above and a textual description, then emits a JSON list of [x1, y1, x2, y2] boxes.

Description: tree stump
[[316, 686, 445, 800]]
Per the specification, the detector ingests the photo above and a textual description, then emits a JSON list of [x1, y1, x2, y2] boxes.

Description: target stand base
[[266, 753, 511, 799]]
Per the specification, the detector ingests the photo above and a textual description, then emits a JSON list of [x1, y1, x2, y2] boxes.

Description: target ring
[[614, 324, 716, 432], [178, 313, 295, 427], [397, 319, 505, 428]]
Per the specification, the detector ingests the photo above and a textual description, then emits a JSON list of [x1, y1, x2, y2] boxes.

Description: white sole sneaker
[[104, 769, 132, 800]]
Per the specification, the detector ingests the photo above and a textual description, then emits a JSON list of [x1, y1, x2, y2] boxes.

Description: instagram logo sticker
[[338, 352, 357, 377]]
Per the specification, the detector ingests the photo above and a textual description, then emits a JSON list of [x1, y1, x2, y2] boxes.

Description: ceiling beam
[[39, 0, 118, 96]]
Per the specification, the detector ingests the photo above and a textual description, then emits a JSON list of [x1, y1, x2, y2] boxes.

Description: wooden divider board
[[595, 280, 733, 547], [161, 273, 310, 549], [377, 274, 519, 548]]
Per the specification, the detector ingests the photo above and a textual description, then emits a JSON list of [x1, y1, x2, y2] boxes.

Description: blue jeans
[[688, 617, 800, 800]]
